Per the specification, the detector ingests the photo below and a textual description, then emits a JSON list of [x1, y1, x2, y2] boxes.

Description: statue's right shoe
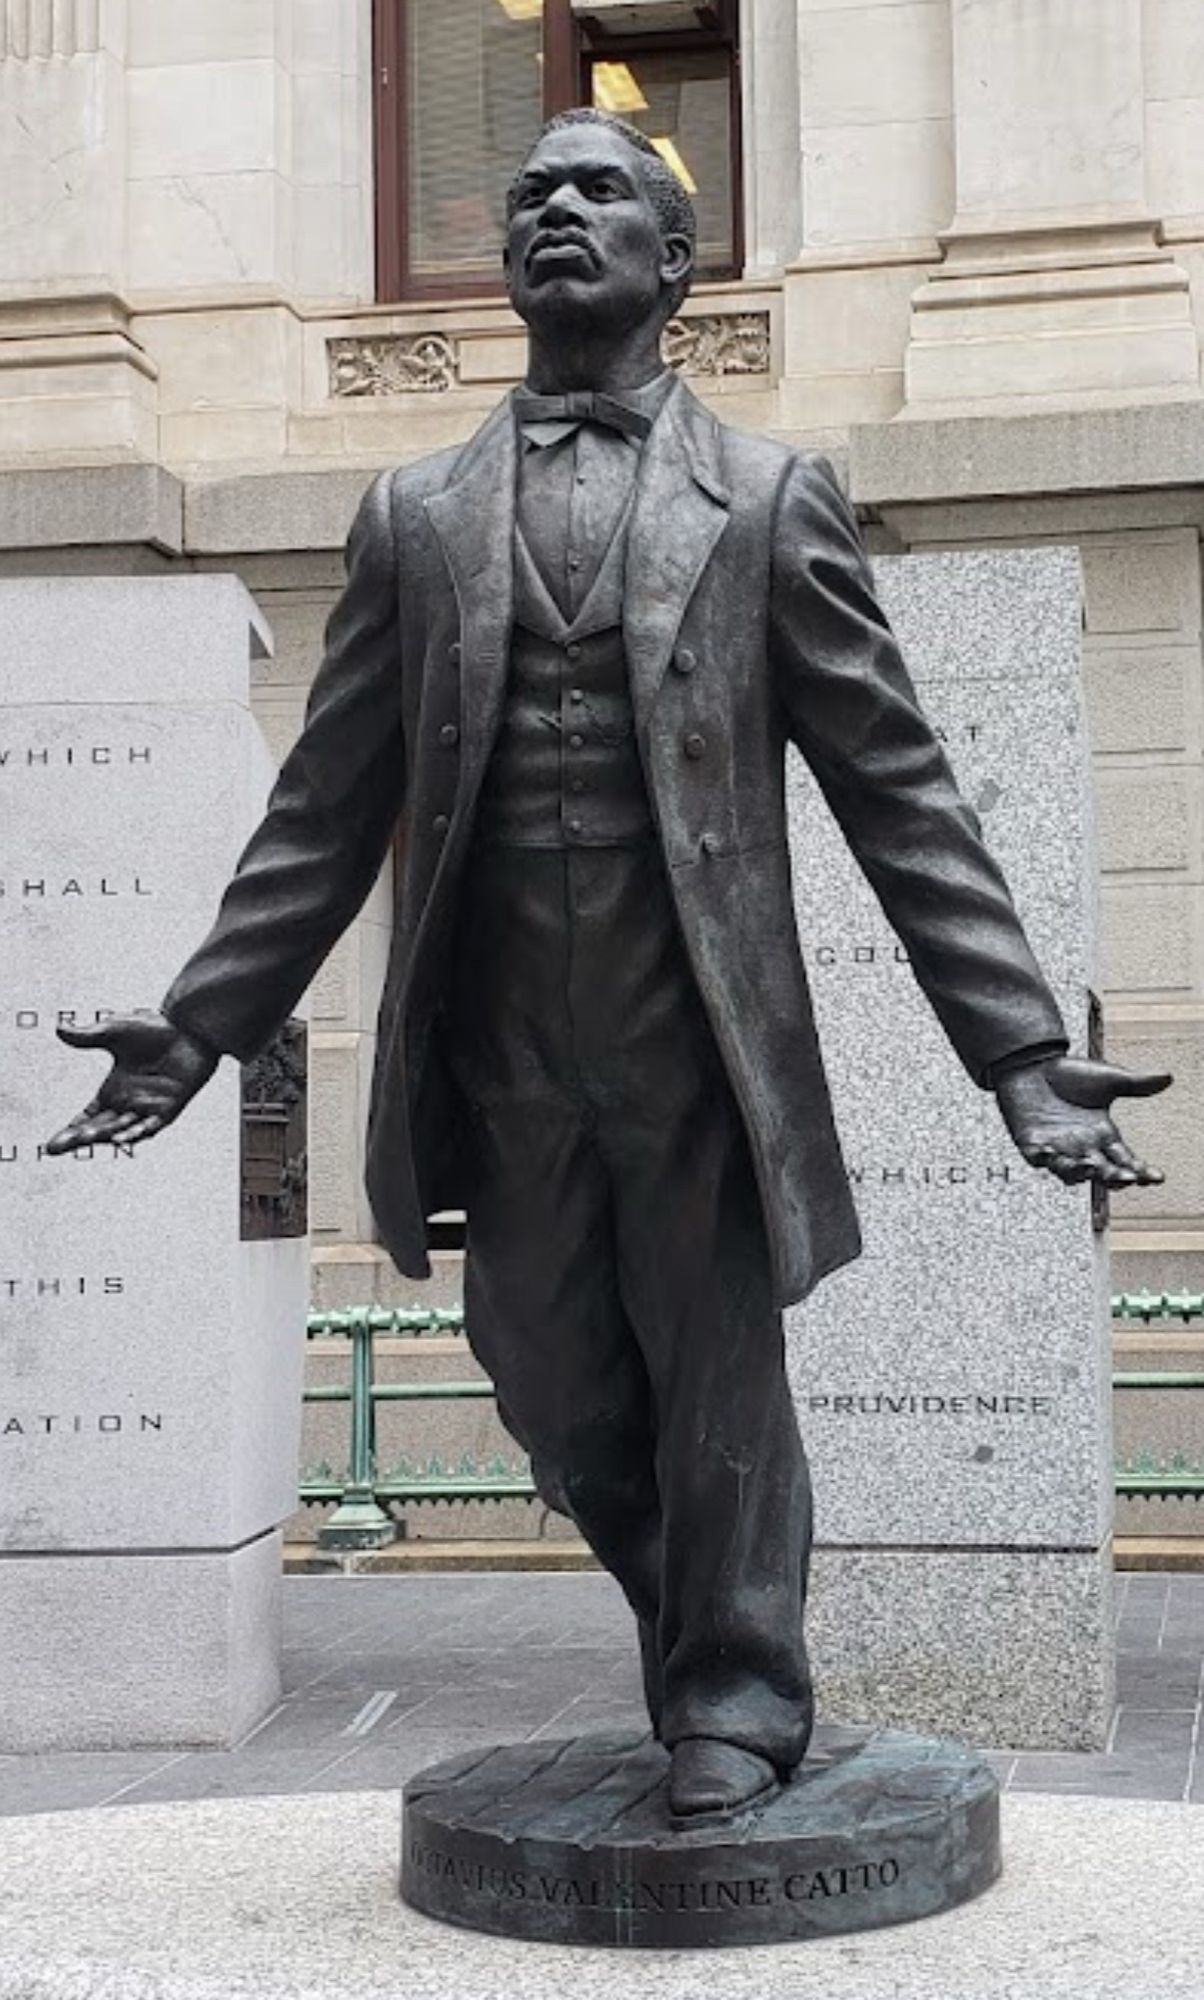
[[668, 1737, 780, 1829]]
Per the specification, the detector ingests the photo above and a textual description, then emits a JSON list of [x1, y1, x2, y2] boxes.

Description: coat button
[[432, 814, 450, 836], [569, 732, 585, 750], [566, 642, 582, 660], [448, 642, 462, 666], [568, 817, 583, 835], [700, 831, 720, 856], [674, 647, 697, 674], [439, 723, 460, 747], [683, 732, 706, 760]]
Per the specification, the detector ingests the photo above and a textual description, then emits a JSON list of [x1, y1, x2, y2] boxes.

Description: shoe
[[668, 1737, 780, 1828]]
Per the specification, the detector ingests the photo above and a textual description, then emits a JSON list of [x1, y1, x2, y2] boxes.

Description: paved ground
[[5, 1792, 1204, 1999], [3, 1570, 1202, 1816]]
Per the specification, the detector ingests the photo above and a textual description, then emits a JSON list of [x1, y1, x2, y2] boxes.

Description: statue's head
[[504, 109, 696, 344]]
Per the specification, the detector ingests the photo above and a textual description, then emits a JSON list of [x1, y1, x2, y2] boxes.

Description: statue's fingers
[[1021, 1142, 1058, 1170], [44, 1118, 90, 1156], [118, 1112, 166, 1146], [44, 1109, 110, 1154], [102, 1109, 144, 1139], [1100, 1133, 1164, 1185], [1049, 1153, 1097, 1185], [1108, 1068, 1173, 1100], [1049, 1059, 1172, 1110], [56, 1024, 118, 1052], [53, 1107, 138, 1151]]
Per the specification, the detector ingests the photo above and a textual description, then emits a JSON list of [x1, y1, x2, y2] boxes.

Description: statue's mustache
[[526, 227, 599, 272]]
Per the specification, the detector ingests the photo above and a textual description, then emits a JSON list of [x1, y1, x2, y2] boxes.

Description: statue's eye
[[591, 176, 624, 200]]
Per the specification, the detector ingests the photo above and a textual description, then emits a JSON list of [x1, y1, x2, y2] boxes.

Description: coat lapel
[[423, 379, 730, 779], [623, 378, 730, 734], [423, 397, 517, 793]]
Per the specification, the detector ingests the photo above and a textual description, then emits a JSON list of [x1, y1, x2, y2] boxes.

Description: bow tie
[[514, 389, 654, 448]]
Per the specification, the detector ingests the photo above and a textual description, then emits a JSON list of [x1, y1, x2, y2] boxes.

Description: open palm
[[996, 1055, 1171, 1190], [46, 1013, 218, 1154]]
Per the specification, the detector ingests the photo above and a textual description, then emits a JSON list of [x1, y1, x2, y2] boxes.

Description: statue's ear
[[660, 232, 693, 294]]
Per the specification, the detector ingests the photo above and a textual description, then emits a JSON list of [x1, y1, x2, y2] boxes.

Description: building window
[[586, 45, 737, 274], [374, 0, 741, 302]]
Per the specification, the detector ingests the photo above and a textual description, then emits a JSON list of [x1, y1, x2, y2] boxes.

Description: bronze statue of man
[[50, 111, 1168, 1827]]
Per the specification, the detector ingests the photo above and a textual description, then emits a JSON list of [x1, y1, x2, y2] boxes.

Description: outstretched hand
[[45, 1013, 219, 1154], [995, 1055, 1171, 1191]]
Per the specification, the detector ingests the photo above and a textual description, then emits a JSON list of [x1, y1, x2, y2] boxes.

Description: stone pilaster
[[778, 0, 954, 436], [0, 0, 101, 61], [0, 0, 127, 298], [900, 0, 1202, 414], [0, 2, 160, 460]]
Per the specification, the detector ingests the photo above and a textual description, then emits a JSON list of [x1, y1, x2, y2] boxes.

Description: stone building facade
[[3, 0, 1202, 1308]]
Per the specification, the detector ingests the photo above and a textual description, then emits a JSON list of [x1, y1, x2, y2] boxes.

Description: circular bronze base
[[400, 1723, 1001, 1950]]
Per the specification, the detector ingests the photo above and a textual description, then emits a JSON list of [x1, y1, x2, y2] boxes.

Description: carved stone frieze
[[662, 311, 771, 376], [327, 333, 458, 398], [326, 307, 772, 399]]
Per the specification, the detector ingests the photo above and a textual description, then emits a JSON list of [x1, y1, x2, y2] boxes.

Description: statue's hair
[[507, 107, 696, 313]]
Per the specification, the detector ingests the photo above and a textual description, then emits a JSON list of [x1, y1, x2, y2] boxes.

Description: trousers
[[441, 841, 815, 1769]]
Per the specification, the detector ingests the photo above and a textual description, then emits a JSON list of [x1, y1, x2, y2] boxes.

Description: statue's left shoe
[[668, 1737, 780, 1828]]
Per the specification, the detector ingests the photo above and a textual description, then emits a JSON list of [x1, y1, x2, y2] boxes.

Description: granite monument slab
[[787, 547, 1112, 1746], [0, 576, 308, 1752]]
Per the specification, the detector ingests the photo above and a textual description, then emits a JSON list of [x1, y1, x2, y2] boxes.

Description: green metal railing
[[301, 1304, 535, 1549], [1112, 1293, 1204, 1499], [1113, 1292, 1204, 1325], [299, 1293, 1204, 1546]]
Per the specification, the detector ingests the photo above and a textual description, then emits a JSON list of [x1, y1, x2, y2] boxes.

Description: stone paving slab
[[0, 1790, 1201, 1998], [2, 1572, 1202, 1815]]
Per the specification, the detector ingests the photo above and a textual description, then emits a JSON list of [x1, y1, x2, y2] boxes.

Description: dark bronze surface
[[401, 1724, 1001, 1948], [47, 110, 1170, 1869]]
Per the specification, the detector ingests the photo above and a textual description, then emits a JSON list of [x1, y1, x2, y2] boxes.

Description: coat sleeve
[[769, 450, 1068, 1086], [161, 470, 405, 1061]]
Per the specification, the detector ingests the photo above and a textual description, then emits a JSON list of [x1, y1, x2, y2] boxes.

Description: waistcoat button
[[675, 647, 697, 674], [700, 831, 719, 856], [439, 723, 460, 747], [684, 732, 706, 760], [566, 642, 582, 661], [569, 732, 585, 750], [448, 642, 462, 666], [432, 814, 450, 836]]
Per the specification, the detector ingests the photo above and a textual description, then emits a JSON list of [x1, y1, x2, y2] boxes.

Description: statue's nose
[[541, 178, 588, 225]]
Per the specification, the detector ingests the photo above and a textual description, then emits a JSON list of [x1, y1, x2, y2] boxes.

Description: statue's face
[[505, 124, 688, 337]]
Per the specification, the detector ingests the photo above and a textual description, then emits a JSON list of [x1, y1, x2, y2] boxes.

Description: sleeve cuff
[[984, 1039, 1069, 1089]]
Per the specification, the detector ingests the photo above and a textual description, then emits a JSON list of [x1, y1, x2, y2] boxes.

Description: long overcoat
[[164, 378, 1066, 1306]]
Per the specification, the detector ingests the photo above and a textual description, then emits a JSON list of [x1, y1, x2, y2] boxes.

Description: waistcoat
[[474, 505, 654, 849]]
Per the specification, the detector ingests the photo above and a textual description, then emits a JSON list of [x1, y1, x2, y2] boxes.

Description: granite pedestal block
[[401, 1726, 1000, 1949], [786, 548, 1112, 1747], [0, 577, 308, 1752]]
